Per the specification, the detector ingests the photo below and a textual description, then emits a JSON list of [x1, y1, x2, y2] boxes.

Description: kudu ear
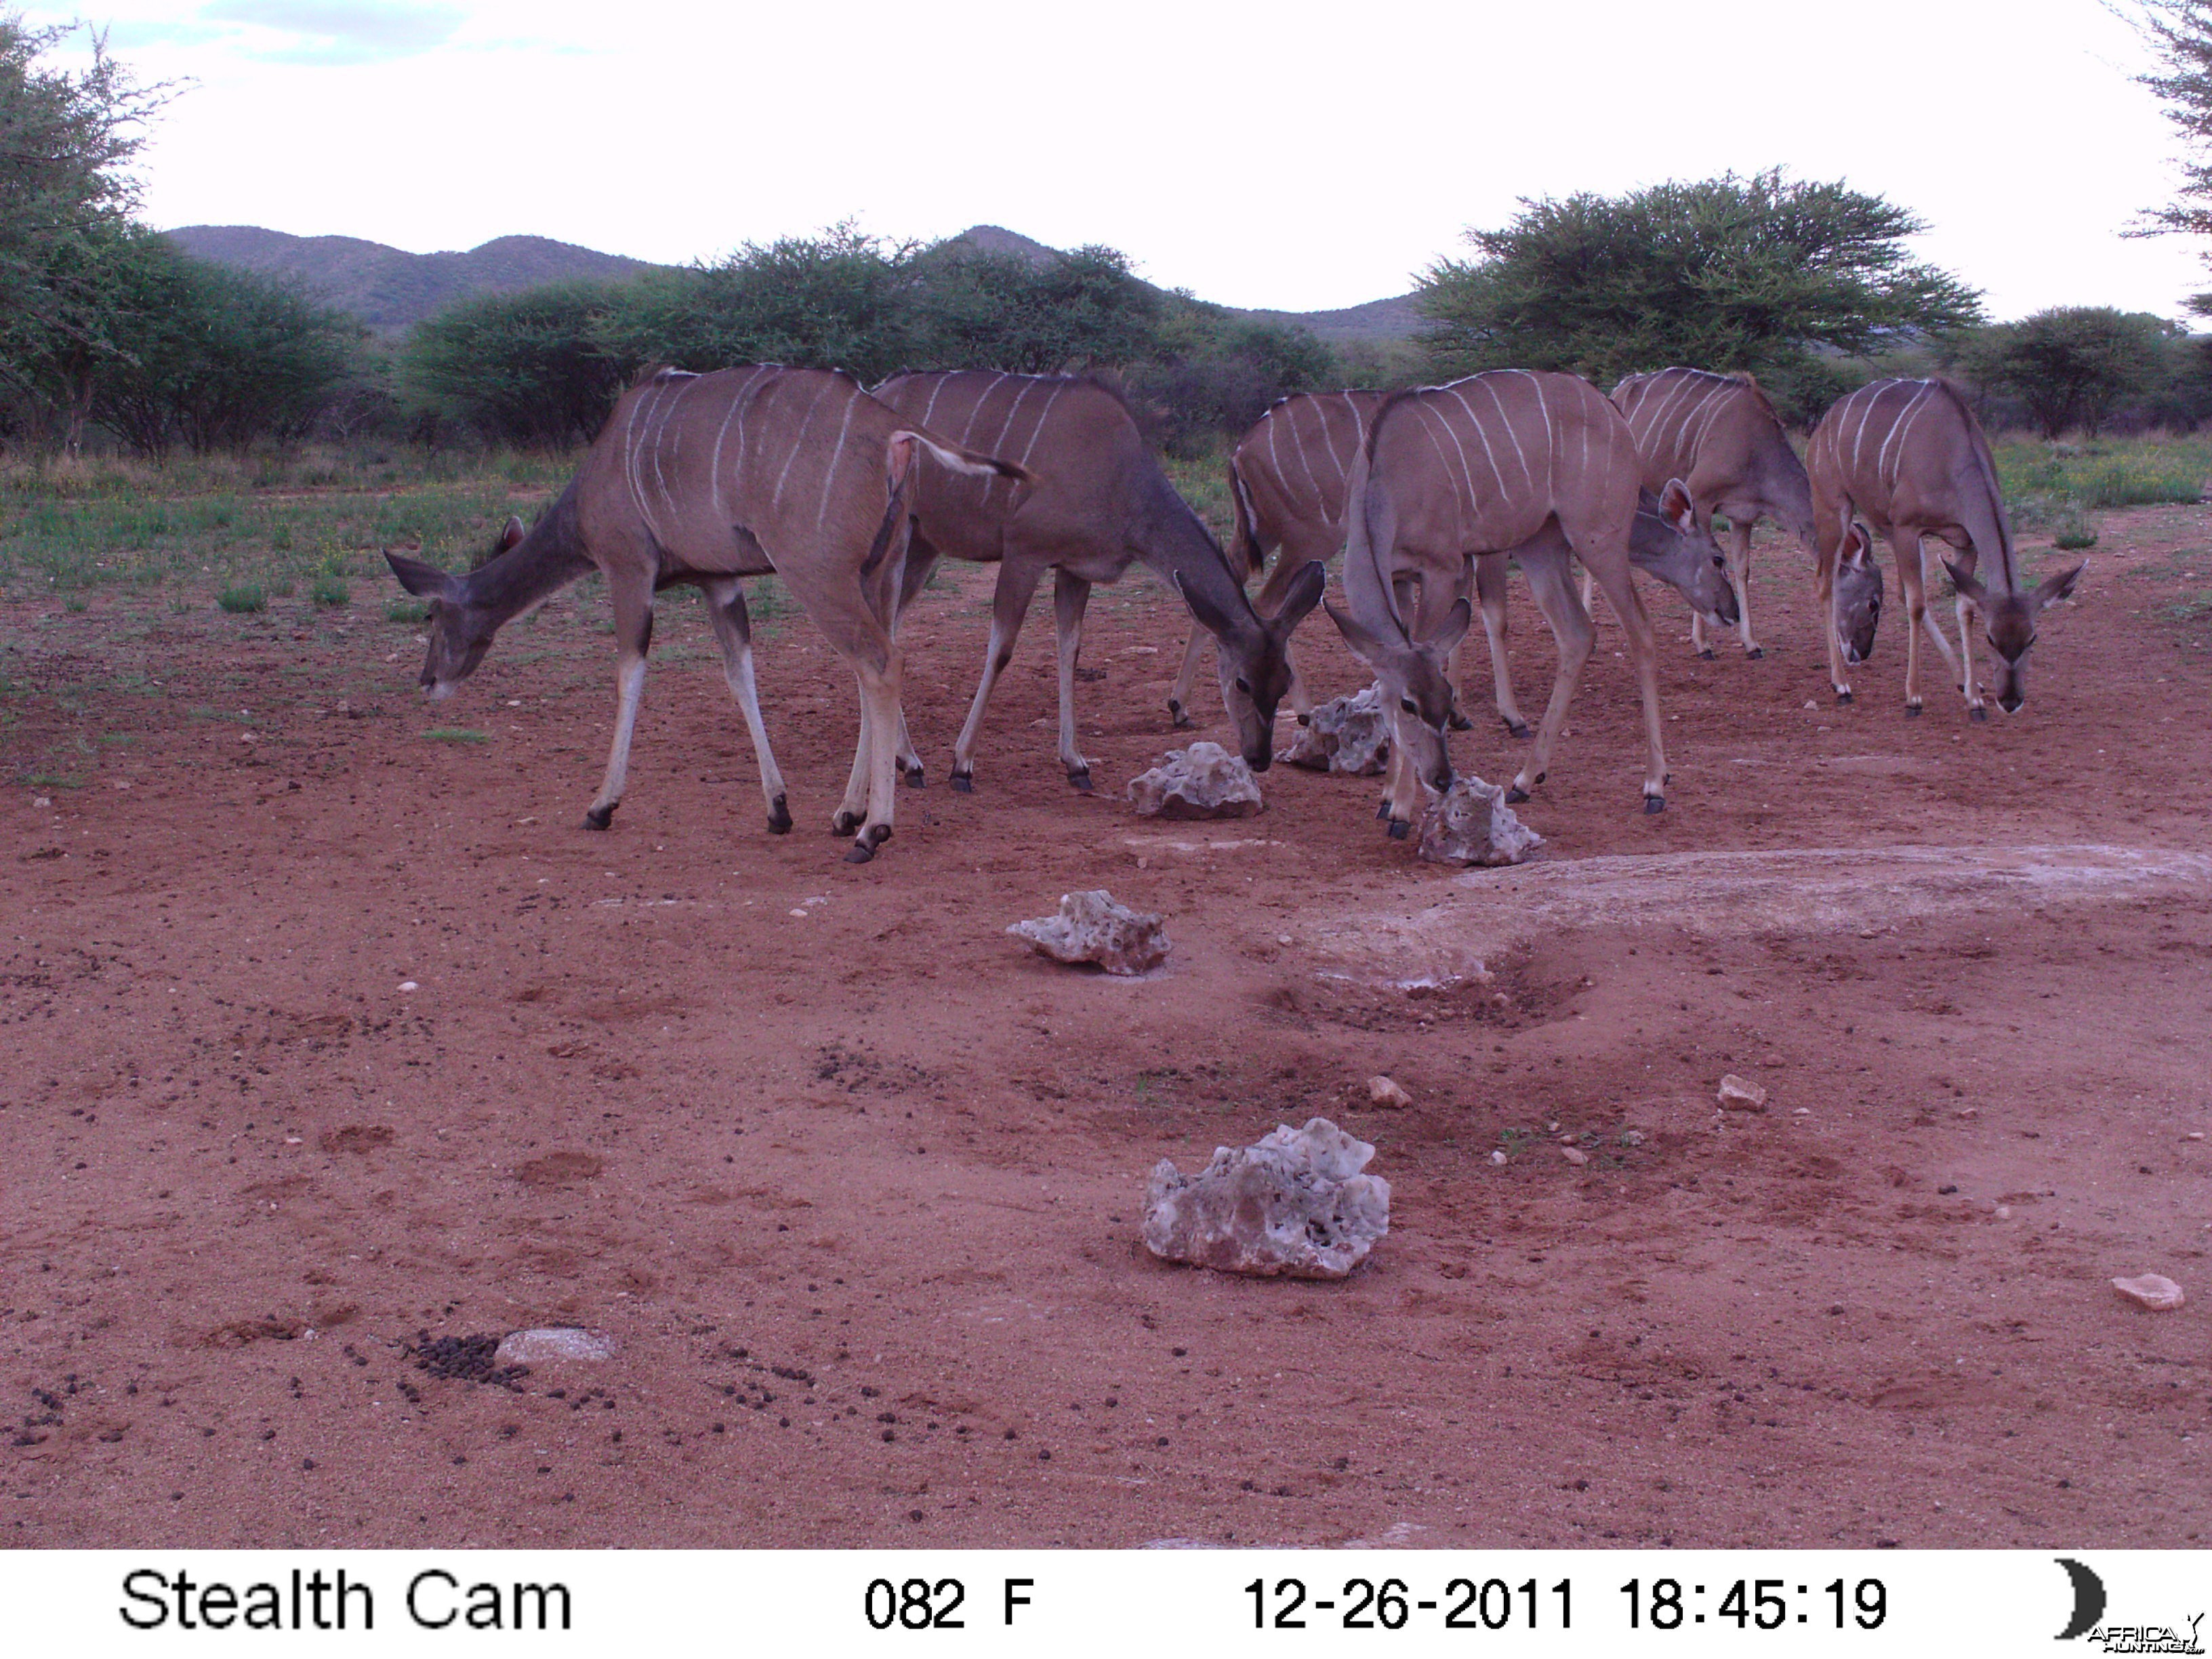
[[497, 516, 525, 555], [1423, 595, 1474, 657], [1658, 478, 1697, 535], [1323, 599, 1395, 670], [2034, 560, 2087, 612], [1839, 520, 1874, 569], [1172, 569, 1241, 644], [1942, 558, 1988, 607], [1270, 560, 1328, 632], [385, 550, 457, 600]]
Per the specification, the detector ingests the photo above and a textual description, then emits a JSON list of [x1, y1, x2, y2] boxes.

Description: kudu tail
[[888, 428, 1033, 487]]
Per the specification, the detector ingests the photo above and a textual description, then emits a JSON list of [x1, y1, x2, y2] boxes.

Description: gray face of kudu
[[1946, 558, 2087, 713], [1325, 595, 1471, 798], [1631, 480, 1739, 629], [384, 518, 523, 699], [1832, 522, 1885, 665], [1181, 560, 1328, 771]]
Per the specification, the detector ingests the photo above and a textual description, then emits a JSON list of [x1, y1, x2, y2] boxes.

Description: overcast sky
[[27, 0, 2211, 321]]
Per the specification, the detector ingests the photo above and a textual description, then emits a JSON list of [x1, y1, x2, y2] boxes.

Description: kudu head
[[1173, 559, 1327, 771], [1944, 558, 2085, 714], [1323, 592, 1471, 797], [1834, 519, 1885, 665], [384, 515, 524, 700], [1630, 480, 1738, 628]]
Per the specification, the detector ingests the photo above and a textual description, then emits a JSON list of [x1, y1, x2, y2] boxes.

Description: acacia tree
[[1957, 307, 2176, 437], [1417, 169, 1982, 416], [407, 280, 635, 447], [2126, 1, 2212, 308]]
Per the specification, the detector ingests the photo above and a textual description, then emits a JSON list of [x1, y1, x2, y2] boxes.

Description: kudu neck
[[1134, 477, 1258, 638], [461, 484, 592, 622]]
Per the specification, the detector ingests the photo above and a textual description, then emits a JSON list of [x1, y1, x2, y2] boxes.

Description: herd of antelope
[[386, 361, 2084, 860]]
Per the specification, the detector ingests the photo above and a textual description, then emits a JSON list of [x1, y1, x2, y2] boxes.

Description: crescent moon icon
[[2055, 1557, 2106, 1641]]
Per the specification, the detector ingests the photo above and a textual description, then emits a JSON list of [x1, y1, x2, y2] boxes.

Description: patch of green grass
[[311, 575, 350, 607], [1992, 436, 2209, 512], [2051, 506, 2099, 550], [217, 585, 266, 613], [424, 727, 489, 743], [385, 598, 430, 623], [63, 594, 86, 613], [24, 769, 84, 788]]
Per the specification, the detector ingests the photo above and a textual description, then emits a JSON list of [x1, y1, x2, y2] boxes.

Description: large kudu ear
[[1172, 569, 1242, 643], [1323, 599, 1396, 670], [1269, 560, 1328, 633], [1422, 595, 1473, 657], [2034, 560, 2087, 612], [1839, 520, 1874, 571], [385, 550, 458, 600], [1942, 558, 1988, 607], [1658, 478, 1697, 535], [498, 516, 525, 554]]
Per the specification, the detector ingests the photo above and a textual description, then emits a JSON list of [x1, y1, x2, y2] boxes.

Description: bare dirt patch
[[3, 509, 2209, 1548]]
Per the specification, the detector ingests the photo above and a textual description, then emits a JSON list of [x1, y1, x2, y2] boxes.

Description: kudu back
[[1809, 377, 2082, 717], [385, 365, 1025, 859], [871, 370, 1323, 790]]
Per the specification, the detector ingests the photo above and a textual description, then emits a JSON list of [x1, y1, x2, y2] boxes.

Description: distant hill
[[165, 222, 1425, 344], [162, 226, 668, 332]]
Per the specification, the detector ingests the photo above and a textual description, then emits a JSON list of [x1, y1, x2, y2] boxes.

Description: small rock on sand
[[1282, 684, 1391, 775], [1416, 775, 1544, 867], [1009, 890, 1168, 976], [2111, 1273, 2186, 1312], [494, 1327, 618, 1365], [1717, 1074, 1769, 1112], [1126, 741, 1263, 819], [1143, 1118, 1389, 1279], [1561, 1145, 1589, 1166], [1366, 1075, 1412, 1109]]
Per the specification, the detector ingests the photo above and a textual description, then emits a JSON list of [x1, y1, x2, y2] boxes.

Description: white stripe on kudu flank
[[1321, 396, 1353, 482], [980, 378, 1036, 499], [918, 375, 947, 430], [709, 364, 776, 522], [623, 381, 665, 541], [1441, 387, 1507, 497], [1409, 401, 1471, 544], [955, 372, 1009, 447], [1847, 386, 1886, 479], [1015, 384, 1063, 474], [1289, 398, 1324, 514], [1479, 377, 1533, 491], [1519, 371, 1557, 473], [814, 390, 861, 529], [1878, 382, 1933, 488], [1265, 409, 1289, 511], [650, 373, 697, 526], [1422, 396, 1483, 522], [771, 376, 837, 511]]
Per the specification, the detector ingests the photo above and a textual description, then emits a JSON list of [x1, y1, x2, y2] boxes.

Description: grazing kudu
[[385, 365, 1027, 861], [1606, 368, 1862, 659], [1167, 390, 1383, 727], [1328, 369, 1738, 828], [869, 370, 1324, 790], [1808, 377, 2082, 717]]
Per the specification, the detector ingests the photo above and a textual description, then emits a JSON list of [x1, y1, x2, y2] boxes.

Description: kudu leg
[[583, 576, 655, 830], [1896, 535, 1928, 716], [703, 579, 791, 834], [1956, 594, 1986, 719], [889, 546, 936, 787], [1581, 552, 1670, 809], [1052, 568, 1095, 790], [1728, 520, 1760, 657], [1167, 621, 1208, 729], [1816, 558, 1853, 703], [949, 560, 1044, 791], [1475, 552, 1530, 738]]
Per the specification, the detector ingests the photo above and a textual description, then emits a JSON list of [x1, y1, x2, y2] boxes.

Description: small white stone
[[1995, 1205, 2011, 1219], [1009, 890, 1168, 976], [397, 981, 418, 993], [2112, 1273, 2185, 1312], [1561, 1146, 1589, 1166], [495, 1326, 618, 1365], [1127, 742, 1263, 819], [788, 909, 808, 918], [1717, 1074, 1769, 1112], [1143, 1118, 1389, 1279], [1490, 1149, 1509, 1166], [1277, 935, 1292, 947], [32, 796, 50, 808], [1367, 1076, 1413, 1109]]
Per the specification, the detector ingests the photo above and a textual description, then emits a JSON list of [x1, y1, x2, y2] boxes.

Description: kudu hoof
[[1835, 690, 1853, 705], [1375, 799, 1393, 821], [842, 825, 890, 863], [831, 810, 861, 837], [1504, 720, 1531, 741], [1448, 710, 1475, 732], [1970, 705, 1989, 723], [1904, 703, 1923, 718], [1387, 819, 1411, 841], [766, 794, 792, 835], [1167, 701, 1192, 731], [1067, 767, 1094, 794], [1746, 647, 1764, 660], [842, 840, 876, 864], [901, 764, 926, 790], [1697, 648, 1715, 661], [949, 771, 974, 794], [1643, 794, 1666, 815], [1505, 785, 1530, 805], [582, 804, 615, 832]]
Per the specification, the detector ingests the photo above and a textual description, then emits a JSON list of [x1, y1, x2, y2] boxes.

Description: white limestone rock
[[1008, 890, 1169, 976], [2112, 1273, 2186, 1312], [1126, 741, 1263, 819], [495, 1327, 617, 1366], [1416, 775, 1544, 867], [1717, 1073, 1769, 1112], [1143, 1117, 1390, 1279], [1283, 683, 1392, 775]]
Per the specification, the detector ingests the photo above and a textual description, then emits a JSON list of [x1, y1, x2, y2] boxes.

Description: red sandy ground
[[3, 507, 2208, 1550]]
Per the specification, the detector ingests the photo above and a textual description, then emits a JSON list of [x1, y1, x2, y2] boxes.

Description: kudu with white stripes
[[1808, 378, 2082, 717], [1332, 370, 1738, 826], [1187, 390, 1733, 743], [1167, 390, 1383, 726], [385, 365, 1027, 860], [870, 370, 1324, 790], [1608, 368, 1868, 659]]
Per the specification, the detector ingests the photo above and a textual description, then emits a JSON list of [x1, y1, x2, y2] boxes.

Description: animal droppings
[[1126, 742, 1263, 819], [1282, 684, 1392, 774], [1143, 1118, 1389, 1279], [1717, 1074, 1769, 1112], [1008, 890, 1169, 976], [2110, 1273, 2185, 1312], [495, 1327, 620, 1365], [1366, 1076, 1412, 1109], [1417, 776, 1545, 867]]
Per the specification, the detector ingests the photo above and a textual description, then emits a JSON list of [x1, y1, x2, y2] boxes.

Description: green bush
[[2051, 507, 2099, 550], [217, 584, 265, 613], [310, 575, 349, 607], [423, 727, 487, 743]]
